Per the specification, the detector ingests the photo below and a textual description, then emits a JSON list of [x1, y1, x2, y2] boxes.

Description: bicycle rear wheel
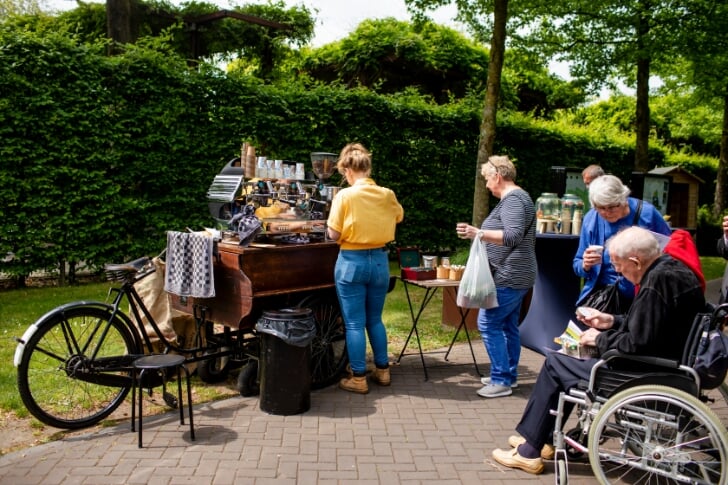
[[17, 306, 138, 429]]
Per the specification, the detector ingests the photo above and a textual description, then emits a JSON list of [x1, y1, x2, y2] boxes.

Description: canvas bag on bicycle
[[134, 256, 201, 363], [456, 232, 498, 309]]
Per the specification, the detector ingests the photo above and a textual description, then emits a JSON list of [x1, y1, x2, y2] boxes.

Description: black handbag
[[581, 283, 624, 315]]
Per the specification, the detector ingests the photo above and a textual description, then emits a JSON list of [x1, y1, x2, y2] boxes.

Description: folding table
[[395, 278, 482, 380]]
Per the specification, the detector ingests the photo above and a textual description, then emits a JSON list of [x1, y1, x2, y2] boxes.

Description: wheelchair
[[551, 303, 728, 484]]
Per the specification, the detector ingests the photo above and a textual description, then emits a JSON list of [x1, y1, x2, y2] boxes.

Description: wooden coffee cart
[[169, 153, 351, 395], [170, 236, 346, 395]]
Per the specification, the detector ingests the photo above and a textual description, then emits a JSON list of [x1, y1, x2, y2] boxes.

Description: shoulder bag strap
[[632, 199, 643, 226]]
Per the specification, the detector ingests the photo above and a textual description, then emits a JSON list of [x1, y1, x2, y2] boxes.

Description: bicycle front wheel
[[17, 306, 138, 429]]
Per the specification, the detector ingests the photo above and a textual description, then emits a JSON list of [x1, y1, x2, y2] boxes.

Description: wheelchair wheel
[[555, 456, 568, 485], [588, 384, 728, 484]]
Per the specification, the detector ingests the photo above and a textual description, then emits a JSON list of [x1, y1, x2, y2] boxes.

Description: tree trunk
[[634, 57, 651, 172], [106, 0, 138, 54], [68, 260, 77, 285], [713, 90, 728, 219], [473, 0, 508, 227], [634, 1, 651, 172], [58, 258, 66, 286], [15, 274, 27, 288]]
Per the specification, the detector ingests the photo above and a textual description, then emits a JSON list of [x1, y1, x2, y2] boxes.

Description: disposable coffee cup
[[588, 245, 604, 255], [422, 255, 437, 269]]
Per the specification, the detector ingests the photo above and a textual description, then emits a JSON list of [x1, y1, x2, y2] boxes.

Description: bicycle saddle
[[104, 257, 152, 282]]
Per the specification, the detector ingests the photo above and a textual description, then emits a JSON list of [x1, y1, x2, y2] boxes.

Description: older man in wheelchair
[[492, 226, 728, 483]]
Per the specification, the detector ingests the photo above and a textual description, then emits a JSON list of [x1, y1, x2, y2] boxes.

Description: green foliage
[[0, 22, 720, 282], [651, 91, 722, 157], [54, 2, 107, 44], [293, 17, 585, 114], [501, 48, 587, 117], [293, 18, 488, 104], [698, 204, 718, 226], [674, 0, 728, 100], [169, 0, 315, 79], [35, 0, 315, 79], [557, 92, 724, 159], [701, 256, 726, 282], [0, 282, 111, 415], [696, 204, 724, 255], [0, 0, 42, 17]]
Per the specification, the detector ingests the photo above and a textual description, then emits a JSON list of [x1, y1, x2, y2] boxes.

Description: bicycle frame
[[14, 265, 250, 384], [114, 266, 254, 367], [14, 251, 345, 429]]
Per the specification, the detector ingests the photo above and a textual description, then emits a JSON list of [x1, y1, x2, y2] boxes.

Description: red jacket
[[663, 229, 706, 293]]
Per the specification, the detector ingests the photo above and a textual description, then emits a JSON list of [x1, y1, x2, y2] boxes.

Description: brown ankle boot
[[371, 367, 391, 386], [339, 375, 369, 394]]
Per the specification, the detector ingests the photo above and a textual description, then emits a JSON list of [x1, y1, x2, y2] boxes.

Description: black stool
[[131, 354, 195, 448]]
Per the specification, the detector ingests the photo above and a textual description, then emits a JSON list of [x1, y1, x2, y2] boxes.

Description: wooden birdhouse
[[632, 166, 704, 231]]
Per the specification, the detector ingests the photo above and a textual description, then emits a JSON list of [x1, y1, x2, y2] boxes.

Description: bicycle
[[14, 256, 348, 429]]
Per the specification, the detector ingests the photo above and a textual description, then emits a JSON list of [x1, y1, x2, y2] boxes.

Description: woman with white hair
[[573, 174, 671, 313]]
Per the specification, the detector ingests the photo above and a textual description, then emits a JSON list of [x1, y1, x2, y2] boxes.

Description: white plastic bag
[[456, 235, 498, 309]]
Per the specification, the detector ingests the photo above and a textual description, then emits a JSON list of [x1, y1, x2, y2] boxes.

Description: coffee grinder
[[310, 152, 338, 218]]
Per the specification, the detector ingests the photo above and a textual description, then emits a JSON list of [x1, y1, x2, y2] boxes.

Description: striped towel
[[164, 231, 215, 298]]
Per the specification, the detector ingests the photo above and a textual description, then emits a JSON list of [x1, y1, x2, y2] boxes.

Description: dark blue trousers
[[515, 352, 597, 449]]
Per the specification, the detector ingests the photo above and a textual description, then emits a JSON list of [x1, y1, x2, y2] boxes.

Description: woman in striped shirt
[[456, 155, 536, 398]]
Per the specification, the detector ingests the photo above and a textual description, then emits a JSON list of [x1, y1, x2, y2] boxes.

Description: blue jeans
[[477, 286, 529, 387], [334, 248, 390, 375]]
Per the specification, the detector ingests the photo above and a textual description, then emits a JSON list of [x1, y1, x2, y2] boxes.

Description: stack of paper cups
[[572, 210, 582, 235], [561, 215, 571, 235], [244, 144, 256, 178]]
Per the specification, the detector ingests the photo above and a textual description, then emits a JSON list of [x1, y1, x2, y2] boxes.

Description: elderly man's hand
[[580, 328, 601, 346], [577, 308, 614, 330]]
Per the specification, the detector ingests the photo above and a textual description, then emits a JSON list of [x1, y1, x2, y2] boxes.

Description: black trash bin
[[255, 307, 317, 415]]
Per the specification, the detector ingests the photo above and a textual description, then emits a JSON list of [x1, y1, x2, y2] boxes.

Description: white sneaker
[[480, 376, 518, 388], [476, 383, 512, 398]]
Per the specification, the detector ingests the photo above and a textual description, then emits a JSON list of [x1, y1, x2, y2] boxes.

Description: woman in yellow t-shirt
[[326, 143, 404, 394]]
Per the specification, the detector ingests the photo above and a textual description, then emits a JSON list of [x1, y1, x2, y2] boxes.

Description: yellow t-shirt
[[327, 178, 404, 250]]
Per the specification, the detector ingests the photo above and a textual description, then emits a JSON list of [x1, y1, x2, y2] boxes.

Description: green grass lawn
[[0, 284, 114, 418], [1, 256, 725, 423]]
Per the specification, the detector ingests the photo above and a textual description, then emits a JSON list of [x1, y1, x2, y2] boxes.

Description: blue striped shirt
[[481, 189, 537, 289]]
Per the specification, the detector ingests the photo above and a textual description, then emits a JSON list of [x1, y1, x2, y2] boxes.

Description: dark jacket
[[717, 236, 728, 304], [595, 255, 705, 359]]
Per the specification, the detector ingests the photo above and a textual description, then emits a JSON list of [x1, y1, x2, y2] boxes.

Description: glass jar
[[535, 193, 560, 220], [560, 193, 584, 223]]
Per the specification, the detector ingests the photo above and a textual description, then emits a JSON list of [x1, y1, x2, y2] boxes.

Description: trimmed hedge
[[0, 29, 719, 281]]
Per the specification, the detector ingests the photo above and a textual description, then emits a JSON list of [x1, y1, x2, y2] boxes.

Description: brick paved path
[[2, 342, 727, 485]]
